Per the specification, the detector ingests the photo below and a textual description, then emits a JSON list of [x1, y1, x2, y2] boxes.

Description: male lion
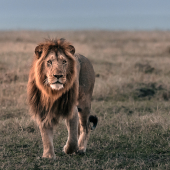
[[27, 38, 98, 158]]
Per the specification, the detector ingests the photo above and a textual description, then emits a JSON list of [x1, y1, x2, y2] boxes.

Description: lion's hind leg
[[78, 106, 95, 153]]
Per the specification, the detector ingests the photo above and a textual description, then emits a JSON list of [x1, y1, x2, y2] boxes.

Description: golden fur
[[27, 38, 98, 158]]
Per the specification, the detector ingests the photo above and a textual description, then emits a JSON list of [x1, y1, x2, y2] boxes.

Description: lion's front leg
[[64, 107, 79, 154], [39, 125, 56, 159]]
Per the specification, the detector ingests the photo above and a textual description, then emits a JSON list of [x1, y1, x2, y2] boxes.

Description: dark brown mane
[[27, 39, 78, 127]]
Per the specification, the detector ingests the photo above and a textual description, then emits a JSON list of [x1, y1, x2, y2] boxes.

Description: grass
[[1, 30, 170, 169]]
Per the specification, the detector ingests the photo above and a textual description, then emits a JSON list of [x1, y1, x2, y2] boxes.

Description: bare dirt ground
[[1, 30, 170, 169]]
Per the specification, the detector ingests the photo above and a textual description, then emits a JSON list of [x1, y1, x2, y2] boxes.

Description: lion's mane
[[27, 39, 78, 126]]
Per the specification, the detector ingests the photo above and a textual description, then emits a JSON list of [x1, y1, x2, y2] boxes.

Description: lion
[[27, 38, 98, 158]]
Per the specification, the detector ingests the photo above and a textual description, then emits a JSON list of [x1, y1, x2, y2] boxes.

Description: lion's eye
[[63, 60, 67, 64], [47, 60, 52, 66]]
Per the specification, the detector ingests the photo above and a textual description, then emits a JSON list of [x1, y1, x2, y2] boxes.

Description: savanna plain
[[1, 31, 170, 169]]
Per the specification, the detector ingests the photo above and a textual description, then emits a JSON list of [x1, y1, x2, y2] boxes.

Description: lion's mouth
[[51, 81, 63, 85]]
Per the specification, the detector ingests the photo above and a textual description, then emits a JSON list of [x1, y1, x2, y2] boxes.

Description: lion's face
[[45, 50, 68, 90], [33, 39, 76, 97]]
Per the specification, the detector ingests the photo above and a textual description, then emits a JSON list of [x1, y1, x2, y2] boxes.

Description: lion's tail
[[89, 115, 98, 130]]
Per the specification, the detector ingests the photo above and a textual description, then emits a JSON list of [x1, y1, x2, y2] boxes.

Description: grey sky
[[0, 0, 170, 30]]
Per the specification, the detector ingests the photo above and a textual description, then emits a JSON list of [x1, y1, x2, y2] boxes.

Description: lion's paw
[[42, 153, 56, 159], [78, 147, 86, 153], [63, 144, 78, 154]]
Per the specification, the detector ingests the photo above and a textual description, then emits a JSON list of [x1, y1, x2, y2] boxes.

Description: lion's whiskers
[[43, 78, 49, 85]]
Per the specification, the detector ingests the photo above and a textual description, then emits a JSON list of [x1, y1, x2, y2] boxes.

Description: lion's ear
[[35, 45, 43, 59], [69, 45, 75, 55]]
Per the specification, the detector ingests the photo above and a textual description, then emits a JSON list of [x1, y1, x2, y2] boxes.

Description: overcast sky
[[0, 0, 170, 30]]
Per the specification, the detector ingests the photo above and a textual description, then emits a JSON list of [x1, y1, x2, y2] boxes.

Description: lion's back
[[75, 54, 95, 98]]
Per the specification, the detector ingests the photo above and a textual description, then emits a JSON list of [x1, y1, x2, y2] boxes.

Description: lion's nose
[[53, 74, 63, 79]]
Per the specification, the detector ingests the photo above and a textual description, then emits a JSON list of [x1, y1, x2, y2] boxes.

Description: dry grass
[[1, 30, 170, 169]]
